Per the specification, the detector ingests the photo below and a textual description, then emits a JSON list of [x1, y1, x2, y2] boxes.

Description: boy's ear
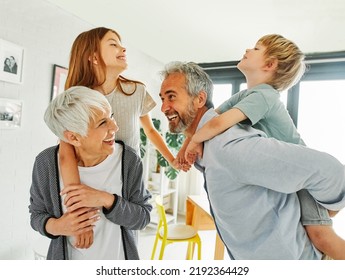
[[63, 131, 81, 146], [264, 58, 278, 71]]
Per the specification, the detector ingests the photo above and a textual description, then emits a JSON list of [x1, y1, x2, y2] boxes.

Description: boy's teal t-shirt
[[217, 84, 305, 145]]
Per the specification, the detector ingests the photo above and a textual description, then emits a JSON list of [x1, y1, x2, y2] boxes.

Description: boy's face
[[237, 42, 268, 74]]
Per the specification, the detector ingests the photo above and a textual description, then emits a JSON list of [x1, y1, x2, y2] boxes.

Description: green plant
[[140, 118, 185, 180]]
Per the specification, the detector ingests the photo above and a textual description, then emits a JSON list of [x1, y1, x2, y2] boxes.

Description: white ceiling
[[47, 0, 345, 64]]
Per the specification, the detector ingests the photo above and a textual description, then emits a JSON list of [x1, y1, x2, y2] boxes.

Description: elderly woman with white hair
[[29, 86, 152, 260]]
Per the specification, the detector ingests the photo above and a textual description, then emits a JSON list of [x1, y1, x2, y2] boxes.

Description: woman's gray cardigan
[[29, 141, 152, 260]]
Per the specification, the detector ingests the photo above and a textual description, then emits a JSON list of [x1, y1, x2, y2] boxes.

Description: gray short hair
[[160, 61, 214, 109], [44, 86, 111, 141]]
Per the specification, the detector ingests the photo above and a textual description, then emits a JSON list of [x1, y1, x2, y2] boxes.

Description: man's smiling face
[[159, 73, 198, 134]]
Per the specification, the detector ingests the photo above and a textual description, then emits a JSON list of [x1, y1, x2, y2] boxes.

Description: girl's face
[[99, 31, 127, 72], [237, 42, 268, 74]]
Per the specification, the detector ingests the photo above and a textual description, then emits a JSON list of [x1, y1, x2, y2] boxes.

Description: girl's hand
[[171, 157, 191, 172], [74, 230, 94, 249], [173, 148, 191, 172]]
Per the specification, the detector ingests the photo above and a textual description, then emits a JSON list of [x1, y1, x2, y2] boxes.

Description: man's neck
[[184, 106, 209, 138]]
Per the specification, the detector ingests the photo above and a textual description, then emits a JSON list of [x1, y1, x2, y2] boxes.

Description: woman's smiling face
[[76, 107, 119, 167]]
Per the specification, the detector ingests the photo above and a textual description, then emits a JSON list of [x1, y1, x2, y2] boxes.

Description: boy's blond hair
[[258, 34, 306, 91]]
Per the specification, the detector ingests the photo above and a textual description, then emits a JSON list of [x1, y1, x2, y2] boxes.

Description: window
[[201, 51, 345, 125], [298, 80, 345, 163], [201, 54, 345, 163], [212, 84, 232, 108]]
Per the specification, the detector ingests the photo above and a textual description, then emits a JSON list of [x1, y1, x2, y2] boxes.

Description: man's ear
[[63, 131, 81, 146], [195, 91, 207, 108]]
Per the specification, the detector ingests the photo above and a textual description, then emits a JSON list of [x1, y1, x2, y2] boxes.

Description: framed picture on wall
[[0, 98, 23, 129], [0, 39, 24, 84], [51, 64, 68, 100]]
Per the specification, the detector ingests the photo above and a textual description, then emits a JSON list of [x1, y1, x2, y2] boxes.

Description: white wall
[[0, 0, 164, 259]]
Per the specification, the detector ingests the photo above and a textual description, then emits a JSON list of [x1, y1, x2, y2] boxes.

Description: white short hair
[[44, 86, 111, 140]]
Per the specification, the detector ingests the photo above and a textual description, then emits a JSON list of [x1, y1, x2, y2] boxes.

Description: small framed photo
[[0, 98, 23, 129], [0, 39, 24, 84], [51, 64, 68, 100]]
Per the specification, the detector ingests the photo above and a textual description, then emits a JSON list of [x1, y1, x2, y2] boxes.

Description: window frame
[[199, 51, 345, 127]]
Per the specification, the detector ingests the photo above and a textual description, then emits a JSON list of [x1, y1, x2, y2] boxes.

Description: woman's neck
[[75, 149, 107, 167]]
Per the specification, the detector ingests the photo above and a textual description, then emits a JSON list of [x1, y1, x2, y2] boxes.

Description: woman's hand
[[46, 207, 100, 237]]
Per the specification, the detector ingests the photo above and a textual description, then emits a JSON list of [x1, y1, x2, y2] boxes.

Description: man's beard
[[169, 101, 197, 134]]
